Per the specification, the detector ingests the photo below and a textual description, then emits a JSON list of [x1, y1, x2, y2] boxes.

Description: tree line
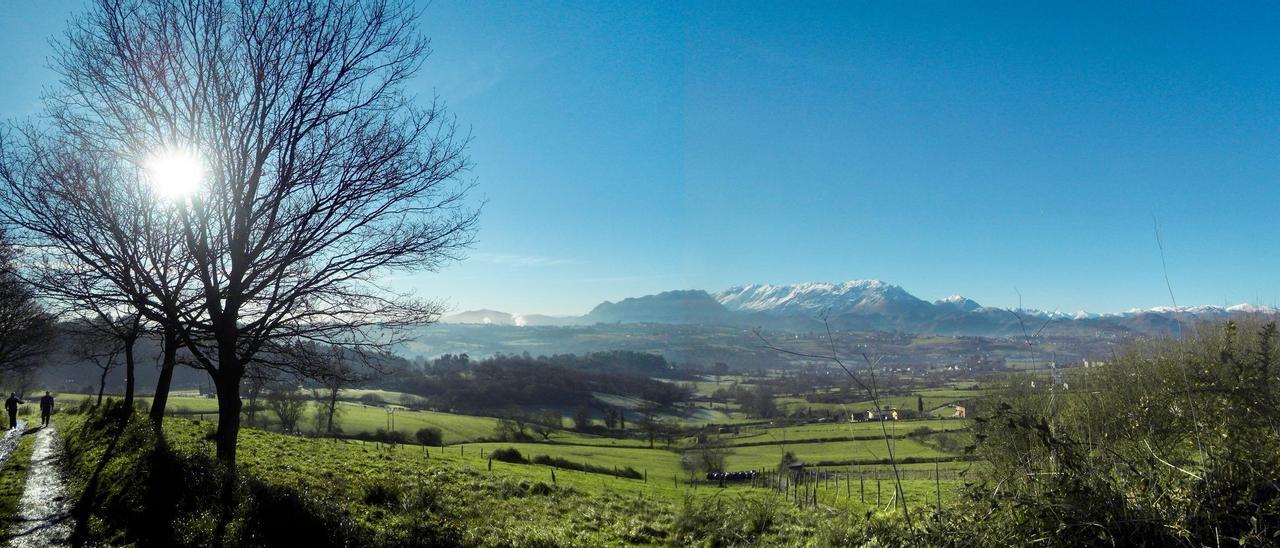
[[386, 351, 694, 412]]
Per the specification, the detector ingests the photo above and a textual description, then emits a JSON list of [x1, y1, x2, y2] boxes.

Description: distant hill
[[438, 279, 1279, 338], [583, 290, 736, 325]]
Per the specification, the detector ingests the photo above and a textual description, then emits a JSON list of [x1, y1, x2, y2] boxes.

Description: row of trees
[[0, 0, 477, 475], [387, 352, 694, 411]]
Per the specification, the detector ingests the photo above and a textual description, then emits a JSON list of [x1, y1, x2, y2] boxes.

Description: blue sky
[[3, 2, 1279, 315]]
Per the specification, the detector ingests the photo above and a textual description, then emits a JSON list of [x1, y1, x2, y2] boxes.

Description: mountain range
[[441, 280, 1277, 337]]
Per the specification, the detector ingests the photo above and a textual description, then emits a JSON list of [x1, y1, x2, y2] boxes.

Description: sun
[[144, 146, 204, 199]]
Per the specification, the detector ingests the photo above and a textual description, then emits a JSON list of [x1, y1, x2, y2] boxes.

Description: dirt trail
[[0, 420, 26, 468], [7, 425, 72, 548]]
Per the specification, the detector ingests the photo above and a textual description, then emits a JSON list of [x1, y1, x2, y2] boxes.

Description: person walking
[[39, 391, 54, 427], [5, 393, 22, 430]]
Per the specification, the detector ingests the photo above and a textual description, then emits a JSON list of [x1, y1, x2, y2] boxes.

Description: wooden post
[[935, 461, 943, 520], [551, 468, 557, 485], [877, 478, 881, 505], [860, 475, 864, 503]]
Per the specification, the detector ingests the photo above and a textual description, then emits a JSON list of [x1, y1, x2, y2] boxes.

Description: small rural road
[[7, 424, 72, 548]]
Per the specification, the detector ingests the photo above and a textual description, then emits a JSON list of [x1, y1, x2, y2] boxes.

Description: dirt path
[[0, 420, 26, 469], [8, 425, 72, 548]]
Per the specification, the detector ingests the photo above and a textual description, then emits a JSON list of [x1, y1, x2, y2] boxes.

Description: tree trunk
[[97, 369, 108, 406], [326, 386, 338, 434], [123, 335, 136, 410], [213, 330, 245, 469], [246, 384, 261, 428], [214, 369, 242, 469], [149, 328, 179, 427]]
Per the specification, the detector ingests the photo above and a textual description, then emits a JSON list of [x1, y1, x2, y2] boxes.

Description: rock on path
[[8, 425, 72, 548]]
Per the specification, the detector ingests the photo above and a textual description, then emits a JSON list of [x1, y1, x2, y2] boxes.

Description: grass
[[55, 410, 692, 545], [463, 442, 687, 483], [723, 438, 953, 470], [718, 418, 970, 445], [54, 402, 979, 546]]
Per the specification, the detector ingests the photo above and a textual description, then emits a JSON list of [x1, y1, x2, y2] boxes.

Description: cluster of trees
[[0, 0, 476, 474], [388, 352, 694, 412], [710, 383, 779, 418], [492, 409, 562, 441], [0, 228, 54, 389]]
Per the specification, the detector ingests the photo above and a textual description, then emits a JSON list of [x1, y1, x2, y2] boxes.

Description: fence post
[[877, 478, 881, 505], [860, 475, 864, 503], [935, 461, 943, 520]]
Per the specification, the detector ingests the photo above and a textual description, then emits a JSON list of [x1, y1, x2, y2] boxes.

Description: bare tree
[[242, 364, 279, 429], [70, 320, 125, 405], [0, 227, 53, 376], [3, 0, 476, 472], [529, 409, 562, 441], [264, 381, 308, 433], [0, 126, 199, 424], [638, 402, 660, 448], [308, 346, 365, 435]]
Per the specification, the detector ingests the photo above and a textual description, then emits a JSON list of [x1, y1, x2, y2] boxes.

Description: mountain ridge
[[441, 279, 1279, 337]]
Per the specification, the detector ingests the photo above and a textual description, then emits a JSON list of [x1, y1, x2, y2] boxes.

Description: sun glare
[[145, 146, 204, 199]]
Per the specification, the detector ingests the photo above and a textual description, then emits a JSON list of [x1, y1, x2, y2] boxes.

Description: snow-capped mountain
[[714, 280, 933, 317], [442, 280, 1278, 337], [934, 295, 983, 313]]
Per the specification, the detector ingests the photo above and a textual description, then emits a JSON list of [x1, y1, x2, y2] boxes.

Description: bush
[[414, 427, 443, 446], [353, 428, 408, 444], [529, 455, 642, 479], [954, 320, 1280, 545], [490, 447, 526, 463]]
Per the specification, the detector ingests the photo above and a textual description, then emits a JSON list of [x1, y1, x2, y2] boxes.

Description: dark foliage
[[387, 351, 693, 411]]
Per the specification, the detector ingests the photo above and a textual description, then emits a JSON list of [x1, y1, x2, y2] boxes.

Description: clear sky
[[3, 2, 1279, 315]]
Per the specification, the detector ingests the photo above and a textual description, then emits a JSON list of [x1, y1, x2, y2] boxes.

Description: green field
[[776, 393, 975, 415], [718, 418, 970, 445], [723, 438, 952, 470]]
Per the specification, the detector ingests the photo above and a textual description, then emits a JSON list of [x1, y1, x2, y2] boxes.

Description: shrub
[[414, 427, 443, 446], [955, 320, 1280, 545], [361, 479, 405, 507], [490, 447, 526, 463], [528, 455, 642, 479]]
